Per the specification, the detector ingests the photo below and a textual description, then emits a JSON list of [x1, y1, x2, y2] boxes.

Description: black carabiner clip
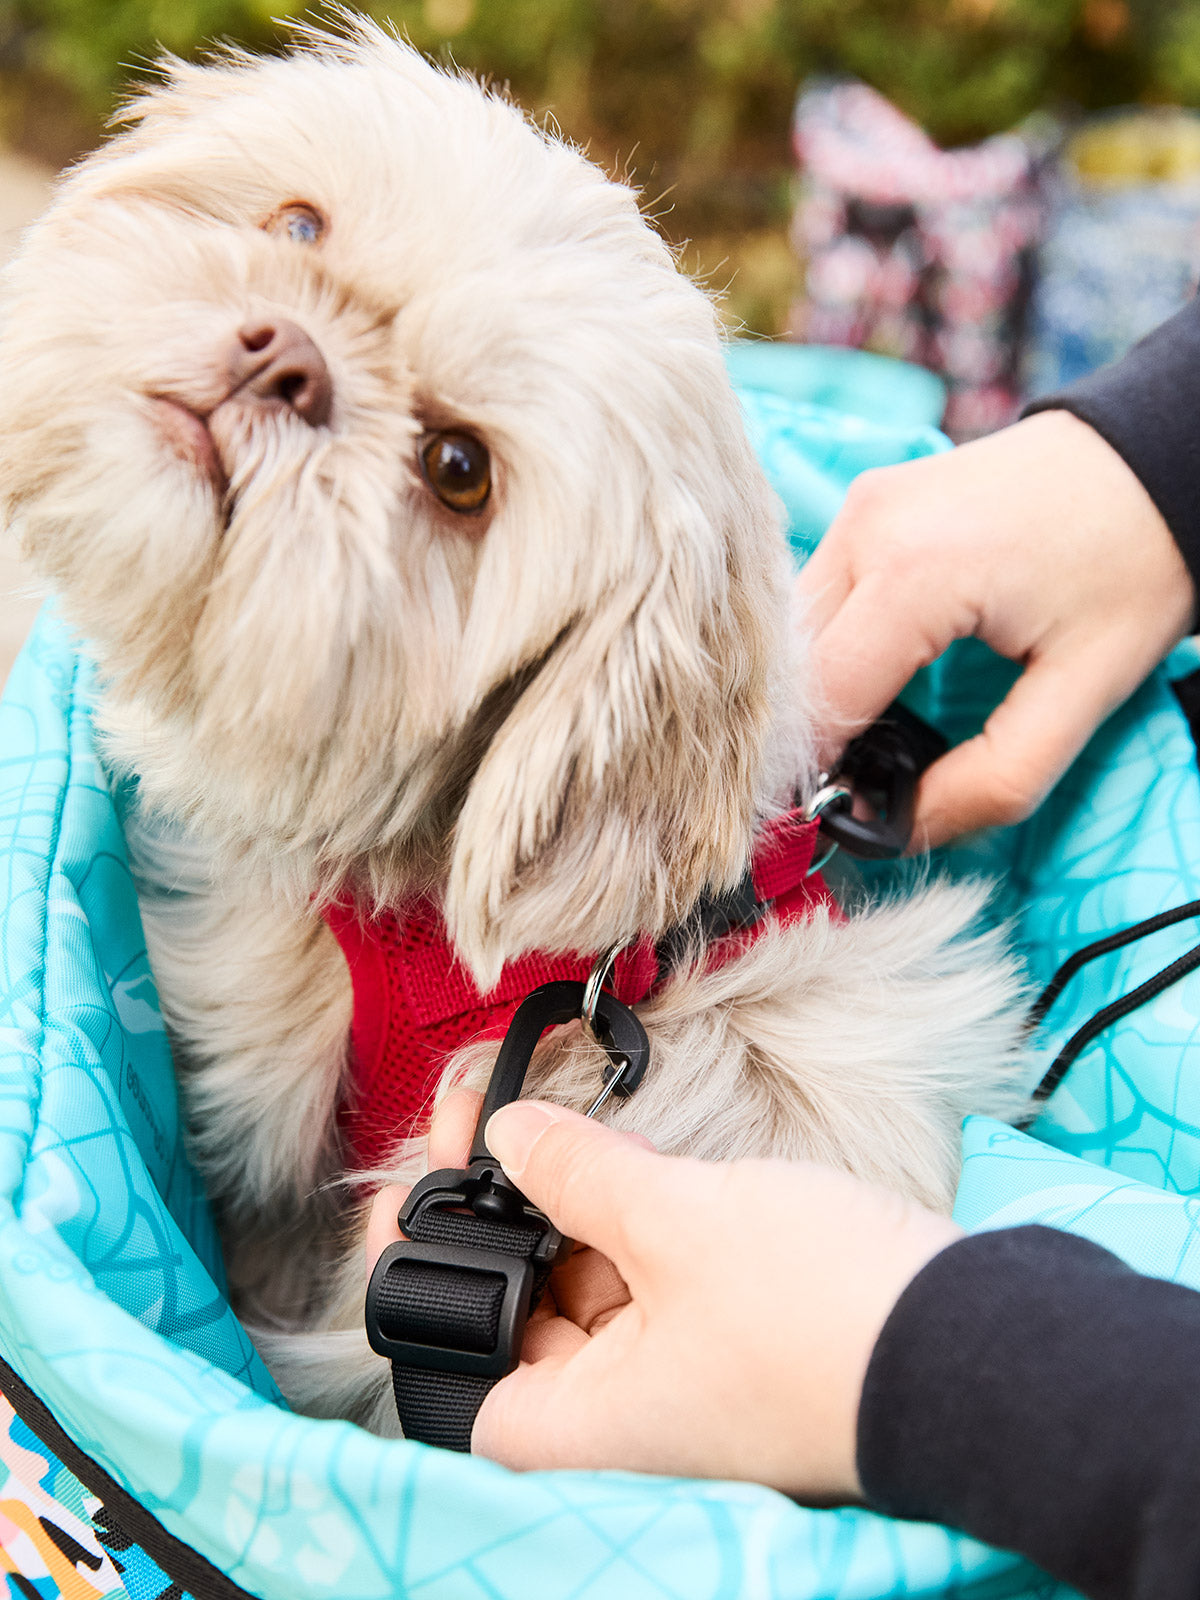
[[817, 700, 948, 861], [461, 979, 650, 1220]]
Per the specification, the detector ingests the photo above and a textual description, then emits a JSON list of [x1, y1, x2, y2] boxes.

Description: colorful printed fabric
[[791, 79, 1046, 438], [0, 1390, 189, 1600], [6, 353, 1200, 1597]]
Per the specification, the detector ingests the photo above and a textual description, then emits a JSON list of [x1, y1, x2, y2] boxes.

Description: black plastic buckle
[[469, 981, 651, 1149], [819, 700, 948, 860], [365, 1160, 568, 1378], [366, 1239, 535, 1378]]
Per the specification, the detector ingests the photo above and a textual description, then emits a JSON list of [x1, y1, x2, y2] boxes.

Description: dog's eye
[[264, 203, 325, 246], [420, 431, 491, 514]]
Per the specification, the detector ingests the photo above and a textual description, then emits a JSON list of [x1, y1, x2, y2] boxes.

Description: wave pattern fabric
[[0, 355, 1196, 1597]]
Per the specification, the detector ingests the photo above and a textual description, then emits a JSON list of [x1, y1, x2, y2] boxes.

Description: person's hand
[[369, 1098, 961, 1499], [796, 410, 1196, 849]]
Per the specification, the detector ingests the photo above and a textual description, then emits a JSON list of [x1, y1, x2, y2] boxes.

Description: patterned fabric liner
[[2, 350, 1200, 1597]]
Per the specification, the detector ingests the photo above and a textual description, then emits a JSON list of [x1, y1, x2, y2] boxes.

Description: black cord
[[1026, 898, 1200, 1113], [1027, 898, 1200, 1029]]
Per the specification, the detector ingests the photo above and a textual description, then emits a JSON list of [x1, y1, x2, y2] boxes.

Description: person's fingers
[[550, 1245, 631, 1332], [428, 1087, 483, 1171], [807, 571, 969, 760], [912, 639, 1139, 848], [365, 1182, 409, 1273], [364, 1092, 485, 1272], [473, 1354, 577, 1465], [623, 1130, 657, 1154], [519, 1312, 590, 1364], [526, 1284, 560, 1324], [791, 533, 854, 638], [366, 1101, 646, 1308], [484, 1101, 661, 1267], [473, 1317, 641, 1469]]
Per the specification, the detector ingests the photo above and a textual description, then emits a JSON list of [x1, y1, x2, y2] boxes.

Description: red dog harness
[[326, 807, 835, 1172]]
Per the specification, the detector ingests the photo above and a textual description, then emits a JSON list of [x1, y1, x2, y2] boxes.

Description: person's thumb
[[912, 637, 1144, 848], [484, 1101, 653, 1266]]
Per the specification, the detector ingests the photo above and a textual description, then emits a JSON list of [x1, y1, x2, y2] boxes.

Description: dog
[[0, 19, 1029, 1437]]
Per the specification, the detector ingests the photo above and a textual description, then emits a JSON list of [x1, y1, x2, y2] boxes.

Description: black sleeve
[[1024, 298, 1200, 596], [856, 1225, 1200, 1600]]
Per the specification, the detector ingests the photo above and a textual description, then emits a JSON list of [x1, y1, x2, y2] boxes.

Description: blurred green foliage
[[2, 0, 1198, 331]]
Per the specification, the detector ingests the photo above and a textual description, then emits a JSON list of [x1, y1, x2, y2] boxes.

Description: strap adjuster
[[366, 982, 645, 1444], [365, 1238, 534, 1378]]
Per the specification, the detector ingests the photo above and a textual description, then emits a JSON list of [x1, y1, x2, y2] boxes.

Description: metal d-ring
[[582, 940, 626, 1045], [802, 777, 853, 878], [581, 944, 641, 1118], [585, 1065, 629, 1120]]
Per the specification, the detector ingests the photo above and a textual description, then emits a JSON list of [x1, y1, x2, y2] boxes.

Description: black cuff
[[1024, 298, 1200, 599], [857, 1225, 1200, 1600]]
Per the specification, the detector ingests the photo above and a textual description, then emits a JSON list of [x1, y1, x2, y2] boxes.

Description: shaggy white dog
[[0, 20, 1028, 1437]]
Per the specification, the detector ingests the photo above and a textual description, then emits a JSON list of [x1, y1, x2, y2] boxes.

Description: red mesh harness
[[325, 807, 835, 1172]]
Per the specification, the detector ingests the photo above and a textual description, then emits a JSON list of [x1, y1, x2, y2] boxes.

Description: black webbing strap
[[371, 1205, 550, 1451], [654, 868, 766, 980]]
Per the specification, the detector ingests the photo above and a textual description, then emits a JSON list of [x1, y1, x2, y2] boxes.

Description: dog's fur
[[0, 20, 1029, 1436]]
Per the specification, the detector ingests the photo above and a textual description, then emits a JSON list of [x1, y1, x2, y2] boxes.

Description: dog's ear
[[444, 412, 786, 988]]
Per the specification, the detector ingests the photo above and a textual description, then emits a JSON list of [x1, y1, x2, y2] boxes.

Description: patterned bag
[[1025, 108, 1200, 399], [791, 79, 1047, 438], [4, 346, 1200, 1599]]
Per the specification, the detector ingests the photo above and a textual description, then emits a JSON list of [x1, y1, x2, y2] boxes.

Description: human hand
[[371, 1098, 962, 1498], [796, 410, 1195, 849]]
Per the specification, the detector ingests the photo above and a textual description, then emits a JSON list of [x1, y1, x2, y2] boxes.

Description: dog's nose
[[230, 320, 333, 427]]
